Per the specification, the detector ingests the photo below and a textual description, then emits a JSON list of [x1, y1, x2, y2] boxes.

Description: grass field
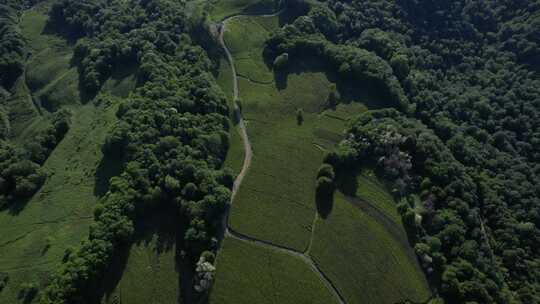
[[356, 169, 402, 225], [102, 211, 181, 304], [224, 15, 366, 251], [213, 9, 430, 304], [217, 58, 245, 176], [209, 237, 338, 304], [21, 7, 81, 113], [208, 0, 276, 22], [311, 192, 431, 304]]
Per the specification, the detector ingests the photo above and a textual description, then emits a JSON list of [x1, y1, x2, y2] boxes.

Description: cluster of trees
[[0, 109, 71, 209], [0, 141, 46, 209], [24, 109, 71, 164], [42, 0, 232, 302], [264, 3, 410, 111], [50, 0, 190, 95], [0, 0, 26, 90], [277, 0, 540, 302], [326, 110, 511, 303]]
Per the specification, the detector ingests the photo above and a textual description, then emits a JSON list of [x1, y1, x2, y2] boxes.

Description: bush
[[296, 108, 304, 125], [317, 164, 335, 180], [273, 53, 289, 70]]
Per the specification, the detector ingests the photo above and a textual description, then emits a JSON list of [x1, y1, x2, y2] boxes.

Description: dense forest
[[266, 0, 540, 303]]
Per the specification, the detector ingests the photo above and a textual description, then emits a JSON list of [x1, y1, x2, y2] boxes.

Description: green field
[[102, 211, 181, 304], [213, 9, 430, 304], [21, 7, 81, 113], [218, 58, 245, 176], [208, 0, 276, 21], [356, 169, 403, 225], [224, 15, 359, 250], [209, 237, 338, 304], [312, 192, 430, 304]]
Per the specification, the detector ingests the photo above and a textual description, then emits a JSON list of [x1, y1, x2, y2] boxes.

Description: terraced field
[[210, 237, 338, 304], [210, 2, 431, 303], [311, 192, 430, 304]]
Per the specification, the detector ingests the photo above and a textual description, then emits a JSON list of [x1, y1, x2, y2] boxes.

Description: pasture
[[311, 191, 431, 304], [209, 237, 338, 304], [213, 9, 430, 304]]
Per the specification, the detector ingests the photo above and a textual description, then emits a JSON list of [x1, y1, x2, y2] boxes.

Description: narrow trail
[[216, 10, 347, 304]]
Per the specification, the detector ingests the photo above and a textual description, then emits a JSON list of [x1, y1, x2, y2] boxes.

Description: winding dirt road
[[217, 10, 347, 304]]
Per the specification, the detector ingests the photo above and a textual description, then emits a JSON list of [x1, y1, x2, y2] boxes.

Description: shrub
[[273, 53, 289, 70]]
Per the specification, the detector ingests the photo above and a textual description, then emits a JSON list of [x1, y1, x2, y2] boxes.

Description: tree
[[273, 53, 289, 70], [327, 84, 340, 108], [315, 176, 335, 218], [296, 108, 304, 125], [317, 163, 335, 180]]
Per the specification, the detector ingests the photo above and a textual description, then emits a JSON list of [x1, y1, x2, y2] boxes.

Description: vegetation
[[312, 191, 430, 304], [327, 109, 514, 303], [39, 0, 234, 302], [209, 237, 338, 304], [271, 0, 540, 302], [2, 0, 540, 303], [223, 14, 342, 250], [207, 0, 278, 22], [0, 1, 26, 90]]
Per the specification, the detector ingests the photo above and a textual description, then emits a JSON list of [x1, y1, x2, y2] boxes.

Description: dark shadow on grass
[[106, 65, 139, 97], [96, 205, 179, 303], [42, 14, 80, 45], [92, 242, 132, 304], [337, 172, 359, 197], [94, 154, 125, 197], [316, 191, 334, 219], [269, 55, 392, 111], [241, 2, 278, 16], [1, 196, 34, 216]]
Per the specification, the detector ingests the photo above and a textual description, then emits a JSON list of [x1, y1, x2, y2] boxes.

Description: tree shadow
[[94, 154, 124, 197], [268, 55, 391, 110], [316, 190, 334, 219], [42, 12, 80, 45], [97, 205, 179, 303], [241, 2, 278, 16], [336, 172, 359, 197], [1, 195, 34, 216]]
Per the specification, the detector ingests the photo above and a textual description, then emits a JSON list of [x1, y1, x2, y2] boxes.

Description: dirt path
[[216, 11, 346, 304]]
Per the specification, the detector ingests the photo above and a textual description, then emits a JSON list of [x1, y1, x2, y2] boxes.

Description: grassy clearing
[[208, 0, 276, 22], [209, 237, 338, 304], [356, 169, 402, 225], [216, 58, 245, 176], [21, 7, 81, 112], [312, 191, 431, 304], [102, 211, 180, 304]]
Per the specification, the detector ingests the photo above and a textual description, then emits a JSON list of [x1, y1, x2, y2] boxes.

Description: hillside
[[0, 0, 539, 304]]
